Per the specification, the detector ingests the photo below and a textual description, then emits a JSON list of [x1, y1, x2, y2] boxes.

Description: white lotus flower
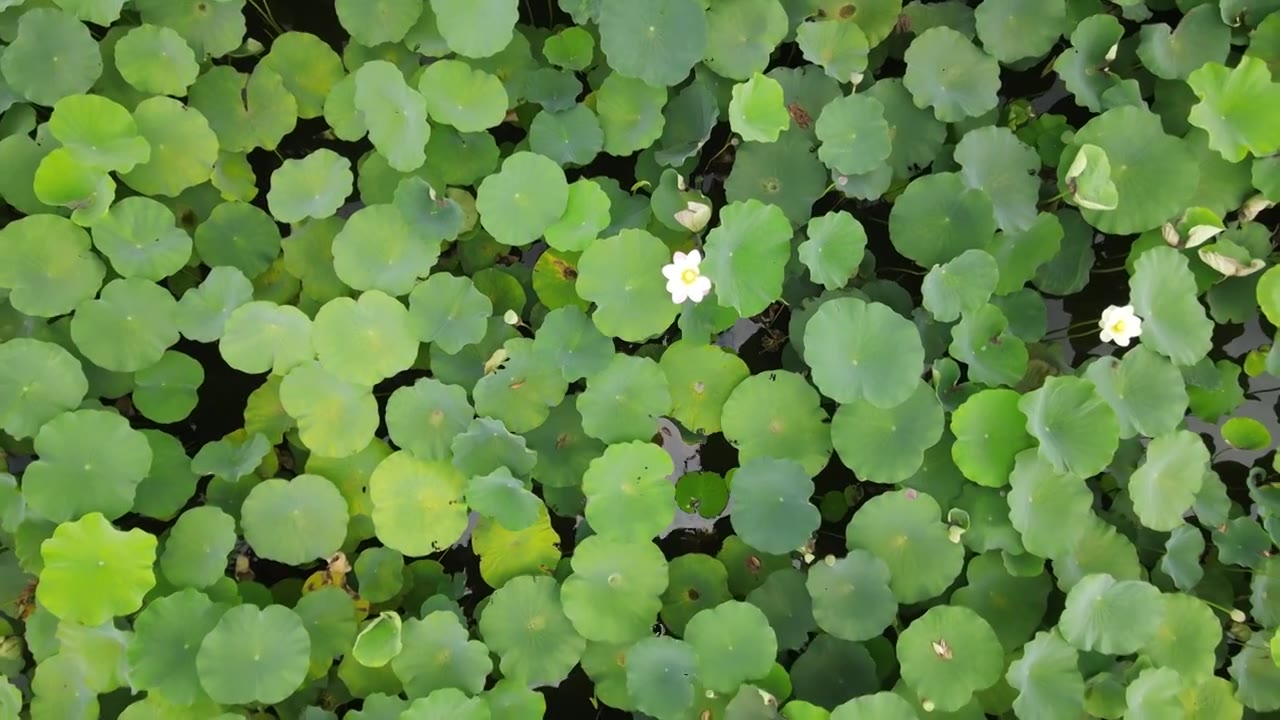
[[673, 201, 711, 233], [1099, 304, 1143, 347], [662, 250, 712, 304]]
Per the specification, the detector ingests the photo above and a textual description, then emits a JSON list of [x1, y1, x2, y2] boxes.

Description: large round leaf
[[0, 338, 88, 440], [577, 354, 670, 443], [582, 441, 675, 541], [476, 151, 569, 247], [729, 458, 820, 555], [897, 605, 1003, 712], [1007, 450, 1095, 559], [392, 612, 493, 697], [597, 0, 707, 87], [803, 296, 924, 409], [1129, 246, 1214, 367], [561, 536, 669, 643], [354, 61, 429, 173], [1188, 56, 1280, 162], [430, 0, 519, 58], [684, 601, 777, 693], [1059, 574, 1164, 655], [195, 604, 311, 705], [369, 451, 468, 556], [119, 97, 218, 198], [0, 214, 105, 318], [280, 361, 379, 458], [845, 489, 963, 604], [890, 172, 997, 269], [70, 278, 179, 373], [576, 230, 680, 341], [807, 551, 897, 642], [114, 24, 199, 96], [1128, 430, 1208, 532], [702, 200, 792, 317], [949, 389, 1035, 488], [313, 292, 418, 386], [333, 204, 440, 296], [267, 149, 353, 223], [91, 197, 191, 281], [127, 589, 229, 706], [625, 636, 699, 720], [816, 93, 891, 176], [418, 59, 509, 132], [1, 8, 102, 106], [1082, 345, 1189, 439], [37, 512, 156, 626], [1005, 631, 1085, 720], [1018, 376, 1120, 479], [22, 409, 152, 523], [831, 379, 944, 484], [721, 370, 832, 476], [385, 378, 474, 462], [479, 575, 586, 687], [903, 27, 1000, 122], [240, 475, 349, 565], [219, 301, 314, 376], [48, 94, 150, 173]]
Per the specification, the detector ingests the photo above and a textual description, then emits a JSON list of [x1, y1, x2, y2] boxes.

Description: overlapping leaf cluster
[[0, 0, 1279, 718]]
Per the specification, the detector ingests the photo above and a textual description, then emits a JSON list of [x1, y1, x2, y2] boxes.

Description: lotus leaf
[[846, 490, 964, 603], [369, 451, 468, 555], [195, 604, 311, 705], [804, 296, 925, 408], [479, 575, 585, 687]]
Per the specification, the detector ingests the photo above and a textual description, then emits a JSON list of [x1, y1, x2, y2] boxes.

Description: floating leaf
[[419, 59, 509, 133], [804, 296, 924, 409], [831, 380, 944, 484], [898, 605, 1003, 712], [808, 551, 897, 642], [846, 490, 964, 604], [685, 601, 777, 693], [798, 211, 867, 291], [1130, 246, 1214, 366], [1006, 631, 1085, 720], [582, 441, 675, 542], [904, 27, 1000, 122], [430, 0, 519, 59], [815, 93, 891, 176], [370, 451, 468, 555], [280, 361, 379, 458], [577, 230, 680, 341], [729, 73, 790, 143], [1129, 430, 1208, 532], [219, 301, 314, 376], [0, 214, 105, 318], [120, 97, 219, 198], [38, 512, 156, 625], [195, 604, 311, 705], [1, 8, 102, 106], [597, 0, 707, 88], [354, 61, 430, 173], [1060, 574, 1164, 655], [729, 458, 820, 554], [890, 172, 997, 269], [241, 475, 349, 565], [562, 536, 668, 643], [115, 25, 200, 96], [722, 370, 833, 477], [1019, 376, 1120, 479], [0, 338, 88, 440], [267, 150, 353, 224], [1188, 56, 1280, 163], [478, 575, 585, 687]]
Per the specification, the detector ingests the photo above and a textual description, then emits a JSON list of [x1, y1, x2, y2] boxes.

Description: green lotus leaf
[[38, 512, 156, 625], [133, 350, 203, 423], [48, 94, 150, 173], [1063, 106, 1198, 235], [391, 611, 492, 697], [834, 379, 943, 483], [788, 633, 877, 709], [393, 177, 467, 246], [796, 19, 870, 84], [240, 474, 348, 565], [807, 550, 896, 642], [334, 204, 441, 296], [701, 199, 788, 315], [582, 441, 675, 541], [1130, 246, 1214, 366], [370, 450, 468, 555], [474, 337, 568, 433], [0, 338, 87, 440], [177, 260, 249, 340], [529, 105, 605, 168], [1006, 631, 1085, 720], [815, 93, 891, 176], [532, 251, 588, 314], [576, 229, 680, 341], [1141, 593, 1221, 678], [31, 145, 115, 225], [195, 604, 311, 705], [352, 546, 405, 604], [258, 31, 345, 119], [1187, 358, 1246, 423], [950, 389, 1035, 489], [798, 211, 866, 291], [897, 605, 1003, 712], [191, 432, 271, 484], [543, 26, 595, 70], [70, 277, 178, 373], [830, 692, 917, 720], [351, 611, 403, 668], [1052, 514, 1143, 592], [385, 378, 474, 462], [1188, 56, 1280, 163], [451, 416, 538, 479], [921, 249, 999, 323], [465, 468, 541, 531], [1212, 515, 1273, 570], [596, 72, 669, 156], [1060, 574, 1164, 655], [336, 0, 421, 44], [127, 588, 228, 706], [1053, 13, 1124, 112], [476, 151, 569, 247], [890, 172, 996, 269], [418, 59, 508, 133], [1230, 629, 1280, 711], [1008, 445, 1100, 558], [120, 97, 219, 198], [562, 536, 668, 643], [1160, 525, 1206, 592], [721, 370, 833, 476], [949, 303, 1028, 387], [903, 27, 999, 122], [577, 354, 670, 443], [1137, 4, 1230, 82], [1223, 416, 1272, 451], [685, 600, 777, 693], [407, 273, 492, 355], [0, 214, 105, 317], [804, 296, 924, 408], [846, 489, 964, 603], [973, 0, 1065, 63], [267, 150, 353, 224], [652, 71, 720, 166], [1083, 345, 1189, 440], [219, 300, 313, 375], [955, 126, 1040, 233], [471, 503, 561, 589], [280, 360, 379, 458], [1128, 430, 1208, 532], [354, 61, 430, 173], [479, 574, 585, 687], [401, 688, 490, 720], [597, 0, 706, 87], [951, 551, 1051, 652], [725, 125, 827, 226], [1, 8, 102, 106], [51, 0, 127, 24], [133, 0, 246, 58], [294, 584, 358, 667], [656, 553, 731, 637], [727, 457, 820, 554], [622, 636, 697, 720], [1019, 376, 1120, 479], [430, 0, 518, 58], [158, 507, 236, 589], [188, 65, 299, 153], [657, 340, 748, 435], [729, 73, 790, 143], [115, 24, 199, 96], [313, 291, 417, 386], [90, 197, 191, 281]]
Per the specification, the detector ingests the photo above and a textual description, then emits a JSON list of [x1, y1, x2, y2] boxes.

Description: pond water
[[35, 0, 1274, 716]]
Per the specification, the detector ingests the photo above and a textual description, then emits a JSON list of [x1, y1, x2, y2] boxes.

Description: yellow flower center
[[1109, 319, 1127, 334], [680, 268, 699, 284]]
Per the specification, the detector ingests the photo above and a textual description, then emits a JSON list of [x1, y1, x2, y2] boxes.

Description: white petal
[[693, 275, 712, 296], [1114, 333, 1131, 347], [1100, 328, 1115, 343], [672, 251, 688, 266], [1128, 318, 1143, 337], [662, 263, 681, 280], [666, 277, 684, 295], [686, 285, 708, 303], [669, 285, 689, 304], [687, 249, 702, 266]]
